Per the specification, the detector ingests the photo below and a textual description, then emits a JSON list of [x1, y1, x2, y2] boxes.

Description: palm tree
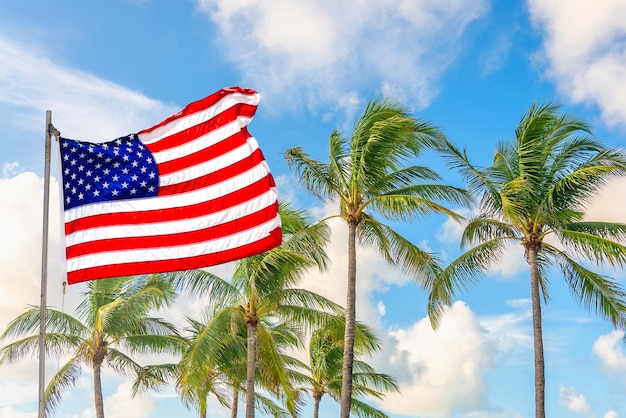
[[169, 317, 234, 418], [0, 274, 183, 418], [293, 316, 400, 418], [176, 314, 294, 418], [428, 102, 626, 418], [284, 96, 470, 417], [172, 202, 342, 418]]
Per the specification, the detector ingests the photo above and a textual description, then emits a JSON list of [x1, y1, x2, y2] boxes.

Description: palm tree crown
[[429, 102, 626, 418], [293, 315, 400, 418]]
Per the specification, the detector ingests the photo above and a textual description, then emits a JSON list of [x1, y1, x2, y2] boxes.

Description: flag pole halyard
[[39, 111, 59, 418]]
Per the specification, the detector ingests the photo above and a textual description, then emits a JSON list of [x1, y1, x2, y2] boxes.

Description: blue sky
[[1, 1, 626, 417]]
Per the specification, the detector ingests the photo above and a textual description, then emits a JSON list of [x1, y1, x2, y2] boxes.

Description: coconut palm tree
[[0, 274, 183, 418], [293, 316, 400, 418], [174, 314, 295, 418], [428, 102, 626, 418], [171, 202, 342, 418], [284, 97, 470, 417]]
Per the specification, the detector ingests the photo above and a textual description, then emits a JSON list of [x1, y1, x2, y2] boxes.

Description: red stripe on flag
[[154, 128, 251, 177], [66, 203, 278, 259], [138, 87, 258, 136], [66, 227, 282, 285], [145, 103, 257, 154], [158, 148, 266, 196]]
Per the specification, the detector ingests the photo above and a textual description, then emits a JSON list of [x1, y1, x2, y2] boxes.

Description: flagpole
[[39, 110, 58, 418]]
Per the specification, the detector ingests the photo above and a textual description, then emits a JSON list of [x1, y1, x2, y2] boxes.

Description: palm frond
[[436, 138, 499, 203], [461, 215, 519, 248], [369, 184, 469, 223], [170, 269, 239, 308], [349, 397, 392, 418], [372, 165, 443, 193], [544, 243, 626, 329], [428, 238, 512, 328], [358, 217, 442, 287], [557, 222, 626, 267], [44, 357, 84, 418], [106, 347, 144, 378], [122, 333, 187, 356], [252, 392, 291, 418], [131, 363, 179, 395], [284, 146, 341, 202]]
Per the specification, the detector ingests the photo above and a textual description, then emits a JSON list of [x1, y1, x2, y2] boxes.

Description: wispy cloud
[[0, 35, 178, 142]]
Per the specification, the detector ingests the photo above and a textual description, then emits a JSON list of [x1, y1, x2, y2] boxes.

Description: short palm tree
[[172, 202, 342, 418], [0, 275, 183, 418], [176, 314, 296, 418], [294, 316, 400, 418], [428, 102, 626, 418], [284, 97, 470, 417], [175, 317, 234, 418]]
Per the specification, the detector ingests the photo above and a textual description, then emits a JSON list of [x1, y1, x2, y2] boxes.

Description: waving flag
[[58, 87, 282, 284]]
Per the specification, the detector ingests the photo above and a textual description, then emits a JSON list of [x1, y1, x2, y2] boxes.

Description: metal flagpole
[[39, 110, 58, 418]]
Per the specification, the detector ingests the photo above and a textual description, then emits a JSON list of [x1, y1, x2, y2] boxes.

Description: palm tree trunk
[[313, 392, 322, 418], [246, 320, 257, 418], [528, 247, 545, 418], [93, 361, 105, 418], [231, 386, 239, 418], [340, 221, 357, 418]]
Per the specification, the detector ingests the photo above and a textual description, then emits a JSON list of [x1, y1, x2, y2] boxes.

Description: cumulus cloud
[[104, 383, 157, 418], [195, 0, 490, 111], [0, 169, 64, 331], [382, 301, 496, 416], [592, 330, 626, 373], [528, 0, 626, 128], [559, 384, 593, 415]]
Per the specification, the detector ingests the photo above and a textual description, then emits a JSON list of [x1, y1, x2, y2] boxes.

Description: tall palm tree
[[172, 202, 342, 418], [293, 316, 400, 418], [428, 102, 626, 418], [0, 275, 183, 418], [284, 97, 470, 417]]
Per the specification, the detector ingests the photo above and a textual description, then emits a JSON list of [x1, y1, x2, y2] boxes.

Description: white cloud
[[195, 0, 489, 111], [0, 170, 65, 331], [528, 0, 626, 128], [0, 35, 178, 142], [558, 384, 593, 415], [104, 382, 157, 418], [592, 330, 626, 373], [436, 211, 470, 245], [604, 411, 619, 418], [382, 301, 497, 417], [0, 406, 36, 418], [0, 381, 37, 407]]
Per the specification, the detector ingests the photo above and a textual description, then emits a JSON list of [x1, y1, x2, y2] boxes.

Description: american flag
[[59, 87, 282, 284]]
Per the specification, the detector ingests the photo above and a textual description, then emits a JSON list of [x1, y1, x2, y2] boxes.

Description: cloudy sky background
[[1, 0, 626, 417]]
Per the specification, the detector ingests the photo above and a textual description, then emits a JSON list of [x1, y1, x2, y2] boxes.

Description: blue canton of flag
[[59, 134, 159, 210]]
